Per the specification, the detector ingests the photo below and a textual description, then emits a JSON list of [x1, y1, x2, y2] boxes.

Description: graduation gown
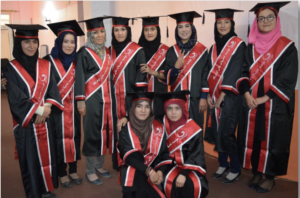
[[4, 58, 63, 198], [163, 42, 209, 128], [117, 119, 171, 198], [74, 47, 114, 156], [161, 116, 209, 198], [236, 36, 298, 176], [43, 55, 81, 164], [110, 42, 148, 168], [146, 43, 169, 117], [204, 36, 246, 154]]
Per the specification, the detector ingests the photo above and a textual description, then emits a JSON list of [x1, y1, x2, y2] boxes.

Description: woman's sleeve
[[163, 48, 180, 85], [74, 49, 87, 101], [236, 45, 251, 95], [135, 49, 148, 92]]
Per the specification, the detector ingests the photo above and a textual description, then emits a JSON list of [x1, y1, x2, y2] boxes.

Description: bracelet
[[148, 169, 154, 177], [146, 167, 153, 177], [156, 71, 160, 78]]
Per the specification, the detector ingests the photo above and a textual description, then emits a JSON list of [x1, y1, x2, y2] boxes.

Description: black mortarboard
[[78, 16, 111, 32], [47, 20, 84, 37], [5, 24, 47, 38], [156, 90, 190, 103], [249, 1, 290, 15], [204, 8, 243, 21], [168, 11, 202, 24], [135, 16, 167, 27], [111, 17, 131, 27], [127, 92, 155, 103]]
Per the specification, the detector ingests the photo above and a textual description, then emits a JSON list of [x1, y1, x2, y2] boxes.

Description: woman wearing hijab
[[162, 11, 209, 129], [157, 91, 209, 198], [138, 16, 169, 116], [117, 92, 171, 198], [236, 2, 298, 193], [4, 24, 63, 198], [109, 17, 148, 169], [74, 16, 114, 185], [203, 9, 246, 183], [43, 20, 85, 188]]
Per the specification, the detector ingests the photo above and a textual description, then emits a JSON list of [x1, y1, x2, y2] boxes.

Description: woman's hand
[[78, 107, 86, 116], [255, 95, 269, 105], [117, 117, 128, 132], [149, 170, 161, 185], [34, 115, 46, 125], [156, 170, 164, 185], [199, 99, 207, 113], [42, 105, 51, 118], [214, 92, 226, 109], [1, 74, 7, 88], [176, 174, 186, 188], [140, 64, 155, 75], [174, 50, 185, 69], [245, 92, 257, 109], [207, 94, 214, 109]]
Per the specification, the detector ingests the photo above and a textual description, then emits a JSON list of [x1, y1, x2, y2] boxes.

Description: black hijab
[[138, 26, 161, 62], [111, 26, 132, 57], [13, 37, 39, 81], [214, 20, 237, 55]]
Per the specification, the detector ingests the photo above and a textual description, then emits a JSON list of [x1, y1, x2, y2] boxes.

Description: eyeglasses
[[257, 15, 275, 23]]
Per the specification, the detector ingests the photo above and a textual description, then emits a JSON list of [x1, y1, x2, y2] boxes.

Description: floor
[[1, 90, 298, 198]]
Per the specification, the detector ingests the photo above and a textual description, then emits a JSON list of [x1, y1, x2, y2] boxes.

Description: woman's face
[[166, 104, 182, 122], [217, 19, 231, 37], [257, 8, 277, 34], [93, 29, 106, 45], [21, 39, 38, 56], [177, 23, 192, 44], [135, 101, 151, 121], [144, 26, 157, 42], [62, 33, 75, 55], [114, 27, 127, 42]]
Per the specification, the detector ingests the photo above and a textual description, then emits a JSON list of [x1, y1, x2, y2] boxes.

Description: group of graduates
[[2, 1, 298, 198]]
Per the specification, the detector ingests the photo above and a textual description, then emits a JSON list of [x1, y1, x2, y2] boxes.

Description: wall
[[1, 1, 32, 24]]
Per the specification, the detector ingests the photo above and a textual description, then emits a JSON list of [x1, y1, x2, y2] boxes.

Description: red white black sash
[[163, 116, 205, 198], [207, 36, 243, 126], [169, 42, 207, 118], [147, 44, 169, 92], [121, 120, 165, 197], [50, 56, 77, 163], [10, 58, 57, 192], [84, 47, 114, 154], [111, 42, 142, 120], [242, 37, 293, 173]]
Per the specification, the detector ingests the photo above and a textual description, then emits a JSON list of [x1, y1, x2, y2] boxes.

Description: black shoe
[[85, 174, 103, 185], [61, 180, 72, 188], [256, 180, 275, 193], [69, 175, 83, 185], [95, 168, 112, 178], [42, 192, 57, 198], [221, 171, 241, 184], [247, 174, 262, 190], [212, 167, 229, 179]]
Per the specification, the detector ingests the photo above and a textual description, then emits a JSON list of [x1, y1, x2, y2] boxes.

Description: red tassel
[[14, 143, 18, 160], [207, 111, 212, 127]]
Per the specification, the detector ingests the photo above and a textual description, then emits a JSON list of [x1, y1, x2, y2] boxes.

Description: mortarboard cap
[[168, 11, 202, 25], [47, 20, 84, 37], [155, 90, 190, 103], [111, 17, 131, 27], [249, 1, 290, 15], [204, 8, 243, 21], [78, 16, 111, 32], [5, 24, 47, 39], [127, 92, 155, 103], [134, 16, 167, 27]]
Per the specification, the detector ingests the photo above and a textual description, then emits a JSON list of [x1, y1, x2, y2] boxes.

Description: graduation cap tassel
[[166, 17, 169, 38], [132, 19, 134, 25], [202, 12, 205, 24], [247, 12, 250, 37]]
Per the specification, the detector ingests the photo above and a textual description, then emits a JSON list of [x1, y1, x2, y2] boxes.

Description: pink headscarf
[[248, 15, 282, 55]]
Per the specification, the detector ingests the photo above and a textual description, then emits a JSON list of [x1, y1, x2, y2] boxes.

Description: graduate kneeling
[[157, 91, 209, 198], [117, 92, 171, 198]]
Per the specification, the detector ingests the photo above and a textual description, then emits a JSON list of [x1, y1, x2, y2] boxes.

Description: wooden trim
[[1, 10, 18, 12]]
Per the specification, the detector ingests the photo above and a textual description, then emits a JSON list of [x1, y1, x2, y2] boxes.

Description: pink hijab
[[248, 15, 282, 55]]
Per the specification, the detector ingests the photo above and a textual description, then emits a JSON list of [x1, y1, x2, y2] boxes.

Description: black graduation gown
[[117, 120, 171, 198], [237, 39, 298, 176], [162, 43, 209, 128], [74, 47, 114, 156], [43, 55, 81, 164], [4, 59, 63, 198], [204, 41, 246, 154], [159, 116, 209, 198], [109, 45, 148, 168]]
